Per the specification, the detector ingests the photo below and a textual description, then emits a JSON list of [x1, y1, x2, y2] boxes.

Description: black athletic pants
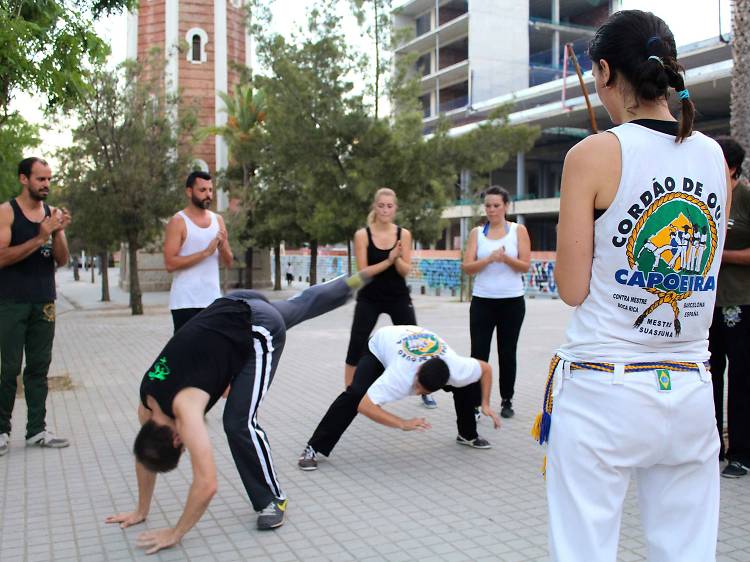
[[345, 295, 416, 366], [308, 351, 481, 456], [222, 278, 354, 510], [469, 296, 525, 401], [171, 307, 202, 333], [709, 305, 750, 465]]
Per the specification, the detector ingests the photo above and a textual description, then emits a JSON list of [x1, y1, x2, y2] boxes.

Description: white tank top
[[472, 222, 525, 299], [169, 210, 221, 310], [558, 123, 727, 363]]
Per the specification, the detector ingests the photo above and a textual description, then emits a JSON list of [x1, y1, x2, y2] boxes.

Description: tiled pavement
[[1, 270, 748, 561]]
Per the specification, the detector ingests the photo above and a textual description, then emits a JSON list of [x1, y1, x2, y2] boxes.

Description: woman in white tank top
[[535, 11, 732, 562], [462, 186, 530, 419]]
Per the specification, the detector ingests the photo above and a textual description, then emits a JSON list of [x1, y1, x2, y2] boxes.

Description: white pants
[[546, 364, 720, 562]]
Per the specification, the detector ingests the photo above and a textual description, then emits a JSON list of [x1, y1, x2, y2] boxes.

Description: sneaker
[[298, 445, 318, 471], [421, 394, 438, 409], [500, 400, 515, 419], [0, 433, 8, 456], [456, 435, 492, 449], [474, 407, 481, 423], [25, 431, 70, 448], [721, 461, 749, 479], [257, 498, 287, 530]]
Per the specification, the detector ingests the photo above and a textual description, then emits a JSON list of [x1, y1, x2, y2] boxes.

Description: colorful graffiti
[[274, 253, 559, 298], [524, 260, 557, 295]]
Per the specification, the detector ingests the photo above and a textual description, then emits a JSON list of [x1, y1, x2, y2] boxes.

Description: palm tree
[[208, 83, 267, 287], [731, 0, 749, 155]]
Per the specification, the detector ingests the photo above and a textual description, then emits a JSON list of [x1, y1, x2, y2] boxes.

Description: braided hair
[[589, 10, 695, 143]]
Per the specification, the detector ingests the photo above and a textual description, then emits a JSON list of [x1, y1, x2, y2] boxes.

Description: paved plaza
[[1, 269, 749, 562]]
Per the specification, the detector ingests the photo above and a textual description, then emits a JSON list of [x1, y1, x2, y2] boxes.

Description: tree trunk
[[90, 252, 95, 283], [731, 0, 750, 156], [73, 258, 80, 281], [127, 238, 143, 315], [274, 243, 281, 291], [244, 246, 254, 289], [99, 251, 110, 302], [309, 240, 318, 286]]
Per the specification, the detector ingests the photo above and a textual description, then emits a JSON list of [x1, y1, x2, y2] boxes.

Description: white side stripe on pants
[[249, 325, 284, 500]]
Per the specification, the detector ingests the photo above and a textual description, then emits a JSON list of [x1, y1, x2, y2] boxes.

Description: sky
[[12, 0, 734, 164]]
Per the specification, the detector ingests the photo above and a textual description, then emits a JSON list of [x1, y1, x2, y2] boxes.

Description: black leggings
[[469, 295, 525, 400], [709, 305, 750, 465], [345, 295, 416, 366]]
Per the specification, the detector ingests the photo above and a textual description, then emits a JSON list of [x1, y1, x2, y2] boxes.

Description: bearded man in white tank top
[[533, 11, 732, 562], [163, 171, 234, 333]]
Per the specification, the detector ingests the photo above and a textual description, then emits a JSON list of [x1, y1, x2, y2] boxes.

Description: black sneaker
[[500, 400, 514, 419], [298, 445, 318, 471], [721, 461, 749, 479], [456, 435, 492, 449], [257, 498, 287, 530]]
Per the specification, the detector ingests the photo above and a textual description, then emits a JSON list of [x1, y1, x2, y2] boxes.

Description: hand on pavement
[[105, 511, 146, 529], [136, 527, 180, 555]]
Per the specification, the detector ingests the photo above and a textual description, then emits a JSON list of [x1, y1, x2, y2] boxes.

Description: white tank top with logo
[[558, 123, 727, 363], [169, 210, 222, 310], [472, 222, 525, 299]]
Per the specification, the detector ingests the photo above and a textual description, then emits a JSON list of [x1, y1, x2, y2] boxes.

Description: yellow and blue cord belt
[[531, 355, 710, 475]]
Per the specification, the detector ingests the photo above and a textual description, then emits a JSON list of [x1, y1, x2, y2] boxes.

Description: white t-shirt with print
[[366, 325, 481, 405]]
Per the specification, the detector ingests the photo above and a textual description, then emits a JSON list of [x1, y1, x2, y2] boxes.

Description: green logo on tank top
[[148, 356, 170, 381]]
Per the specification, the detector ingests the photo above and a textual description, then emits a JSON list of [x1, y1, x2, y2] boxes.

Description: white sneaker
[[0, 433, 9, 456], [26, 431, 70, 448]]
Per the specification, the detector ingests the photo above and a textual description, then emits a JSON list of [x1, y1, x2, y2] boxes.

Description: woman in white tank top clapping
[[462, 186, 531, 419], [540, 10, 731, 562]]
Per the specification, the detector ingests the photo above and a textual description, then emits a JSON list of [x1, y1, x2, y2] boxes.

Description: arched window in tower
[[185, 28, 208, 64], [191, 35, 201, 62]]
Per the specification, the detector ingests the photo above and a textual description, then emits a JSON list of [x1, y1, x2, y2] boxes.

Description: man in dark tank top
[[0, 157, 72, 457]]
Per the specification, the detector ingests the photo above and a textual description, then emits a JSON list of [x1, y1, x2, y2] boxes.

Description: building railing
[[439, 95, 468, 113]]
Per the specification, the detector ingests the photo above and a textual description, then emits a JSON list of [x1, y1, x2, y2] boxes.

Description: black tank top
[[140, 298, 252, 418], [0, 199, 55, 303], [357, 226, 410, 302]]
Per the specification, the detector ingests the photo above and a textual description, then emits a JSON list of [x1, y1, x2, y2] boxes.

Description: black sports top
[[357, 226, 410, 302], [0, 199, 55, 303], [139, 298, 253, 418], [594, 119, 681, 220]]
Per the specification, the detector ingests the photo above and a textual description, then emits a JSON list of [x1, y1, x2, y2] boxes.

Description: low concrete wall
[[119, 245, 272, 292]]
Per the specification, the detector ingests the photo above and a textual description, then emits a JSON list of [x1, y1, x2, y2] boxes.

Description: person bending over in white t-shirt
[[298, 325, 501, 471]]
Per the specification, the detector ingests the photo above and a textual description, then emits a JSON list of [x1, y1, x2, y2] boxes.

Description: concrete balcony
[[395, 12, 469, 54]]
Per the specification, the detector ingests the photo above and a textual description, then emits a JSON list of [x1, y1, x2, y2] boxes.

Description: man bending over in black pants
[[105, 270, 373, 554], [298, 325, 501, 470]]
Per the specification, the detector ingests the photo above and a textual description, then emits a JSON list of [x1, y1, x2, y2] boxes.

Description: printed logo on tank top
[[397, 331, 447, 363], [147, 356, 171, 381], [611, 175, 722, 337]]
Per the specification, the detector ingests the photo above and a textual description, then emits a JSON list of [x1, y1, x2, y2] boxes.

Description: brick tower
[[126, 0, 251, 209], [122, 1, 271, 290]]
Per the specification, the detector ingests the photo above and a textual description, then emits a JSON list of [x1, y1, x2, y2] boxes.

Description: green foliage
[[0, 0, 136, 125], [0, 113, 40, 201], [56, 56, 197, 312]]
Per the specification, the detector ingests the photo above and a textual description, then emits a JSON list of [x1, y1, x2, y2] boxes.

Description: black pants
[[345, 295, 416, 366], [308, 351, 481, 456], [709, 305, 750, 465], [171, 307, 203, 333], [221, 278, 354, 510], [469, 295, 525, 400]]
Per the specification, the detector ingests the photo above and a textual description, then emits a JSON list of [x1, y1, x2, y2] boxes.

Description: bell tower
[[127, 0, 252, 210]]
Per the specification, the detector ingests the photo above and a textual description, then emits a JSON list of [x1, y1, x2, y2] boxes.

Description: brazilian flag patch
[[656, 369, 672, 392]]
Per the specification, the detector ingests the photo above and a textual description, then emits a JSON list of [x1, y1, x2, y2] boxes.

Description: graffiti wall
[[274, 252, 559, 298]]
